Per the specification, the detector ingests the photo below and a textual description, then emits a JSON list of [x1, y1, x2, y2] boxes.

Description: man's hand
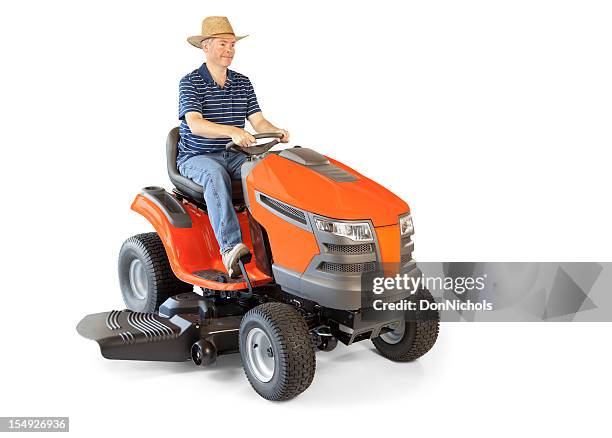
[[230, 127, 256, 147], [276, 129, 290, 143], [247, 112, 290, 143]]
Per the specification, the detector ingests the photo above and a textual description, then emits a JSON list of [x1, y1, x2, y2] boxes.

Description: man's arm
[[185, 112, 256, 147], [248, 112, 290, 143]]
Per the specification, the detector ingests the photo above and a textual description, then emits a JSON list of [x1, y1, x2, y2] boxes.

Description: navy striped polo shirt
[[177, 63, 261, 167]]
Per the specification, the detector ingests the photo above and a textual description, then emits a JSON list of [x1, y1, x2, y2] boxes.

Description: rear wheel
[[239, 303, 316, 401], [372, 288, 440, 362], [118, 232, 192, 312]]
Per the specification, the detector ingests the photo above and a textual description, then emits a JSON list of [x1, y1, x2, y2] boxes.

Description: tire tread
[[241, 302, 316, 401], [373, 289, 440, 362]]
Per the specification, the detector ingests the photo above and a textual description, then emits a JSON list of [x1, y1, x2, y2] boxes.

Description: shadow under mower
[[77, 129, 440, 401]]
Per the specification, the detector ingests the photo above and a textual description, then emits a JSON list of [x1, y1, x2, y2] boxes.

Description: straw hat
[[187, 16, 248, 48]]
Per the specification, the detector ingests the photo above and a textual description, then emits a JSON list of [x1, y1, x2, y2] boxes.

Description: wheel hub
[[380, 321, 406, 345], [245, 328, 275, 382], [128, 259, 148, 300]]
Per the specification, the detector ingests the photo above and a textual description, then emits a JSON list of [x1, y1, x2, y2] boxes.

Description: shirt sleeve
[[245, 77, 262, 117], [178, 76, 201, 120]]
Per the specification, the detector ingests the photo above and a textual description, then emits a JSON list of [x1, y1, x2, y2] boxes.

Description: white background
[[0, 0, 610, 436]]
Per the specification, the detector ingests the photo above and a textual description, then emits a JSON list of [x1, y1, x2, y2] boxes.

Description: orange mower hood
[[246, 152, 410, 227]]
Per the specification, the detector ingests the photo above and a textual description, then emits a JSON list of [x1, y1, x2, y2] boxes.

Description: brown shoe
[[221, 243, 250, 278]]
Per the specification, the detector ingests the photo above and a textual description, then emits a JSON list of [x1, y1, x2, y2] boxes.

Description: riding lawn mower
[[77, 129, 440, 401]]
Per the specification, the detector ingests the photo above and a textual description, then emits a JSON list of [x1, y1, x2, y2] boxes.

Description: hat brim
[[187, 34, 248, 48]]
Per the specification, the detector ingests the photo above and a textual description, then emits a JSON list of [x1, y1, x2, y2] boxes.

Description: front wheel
[[239, 303, 316, 401], [372, 288, 440, 362]]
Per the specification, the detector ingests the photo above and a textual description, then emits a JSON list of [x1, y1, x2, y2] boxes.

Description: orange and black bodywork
[[76, 130, 439, 402], [133, 145, 416, 311]]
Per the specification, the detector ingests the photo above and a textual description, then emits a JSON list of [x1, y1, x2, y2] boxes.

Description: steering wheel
[[225, 132, 283, 156]]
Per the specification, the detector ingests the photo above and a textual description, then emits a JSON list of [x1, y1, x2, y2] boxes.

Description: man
[[178, 16, 289, 277]]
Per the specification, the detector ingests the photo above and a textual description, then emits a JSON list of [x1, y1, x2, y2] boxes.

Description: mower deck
[[77, 292, 244, 362]]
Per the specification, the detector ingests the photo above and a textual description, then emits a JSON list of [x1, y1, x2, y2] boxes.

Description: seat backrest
[[165, 126, 205, 199], [166, 127, 181, 181], [165, 127, 244, 202]]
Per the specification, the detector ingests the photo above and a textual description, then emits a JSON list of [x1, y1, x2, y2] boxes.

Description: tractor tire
[[239, 302, 316, 401], [118, 232, 192, 313], [372, 288, 440, 362]]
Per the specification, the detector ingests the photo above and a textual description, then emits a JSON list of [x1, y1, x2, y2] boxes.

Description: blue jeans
[[178, 151, 247, 254]]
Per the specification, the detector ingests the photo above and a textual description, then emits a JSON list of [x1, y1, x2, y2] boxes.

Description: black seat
[[166, 127, 244, 203]]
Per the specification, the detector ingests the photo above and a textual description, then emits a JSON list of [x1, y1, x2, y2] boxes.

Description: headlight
[[314, 218, 373, 242], [399, 214, 414, 236]]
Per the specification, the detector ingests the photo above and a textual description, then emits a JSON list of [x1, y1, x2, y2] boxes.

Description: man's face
[[203, 35, 236, 67]]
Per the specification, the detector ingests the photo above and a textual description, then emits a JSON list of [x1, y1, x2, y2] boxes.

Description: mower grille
[[259, 194, 307, 224], [319, 261, 377, 274], [325, 243, 374, 254], [400, 236, 414, 264]]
